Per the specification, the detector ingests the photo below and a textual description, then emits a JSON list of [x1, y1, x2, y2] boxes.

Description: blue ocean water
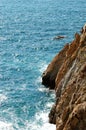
[[0, 0, 86, 129]]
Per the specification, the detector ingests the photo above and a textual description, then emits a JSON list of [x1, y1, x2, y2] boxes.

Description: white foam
[[27, 111, 56, 130], [0, 94, 7, 104], [0, 121, 14, 130], [38, 86, 55, 96], [38, 85, 50, 92], [40, 122, 56, 130], [0, 37, 6, 41], [39, 62, 48, 73], [35, 111, 48, 122], [35, 76, 42, 84], [0, 106, 56, 130], [46, 102, 54, 108], [27, 122, 56, 130], [18, 84, 27, 91]]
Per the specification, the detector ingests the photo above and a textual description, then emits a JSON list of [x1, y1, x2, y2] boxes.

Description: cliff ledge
[[42, 24, 86, 130]]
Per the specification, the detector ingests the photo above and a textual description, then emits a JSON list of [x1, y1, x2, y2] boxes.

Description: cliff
[[42, 25, 86, 130]]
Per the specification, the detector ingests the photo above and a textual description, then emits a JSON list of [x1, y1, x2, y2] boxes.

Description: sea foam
[[0, 37, 6, 41], [28, 111, 56, 130], [0, 94, 7, 104], [0, 121, 14, 130], [39, 62, 48, 73]]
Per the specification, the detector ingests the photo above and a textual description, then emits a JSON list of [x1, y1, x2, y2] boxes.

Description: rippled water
[[0, 0, 86, 129]]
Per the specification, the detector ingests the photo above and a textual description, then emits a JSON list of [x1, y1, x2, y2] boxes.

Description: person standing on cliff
[[80, 24, 86, 43], [82, 23, 86, 33], [80, 24, 86, 33]]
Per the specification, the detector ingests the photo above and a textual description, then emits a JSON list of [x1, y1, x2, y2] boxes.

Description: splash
[[0, 121, 14, 130]]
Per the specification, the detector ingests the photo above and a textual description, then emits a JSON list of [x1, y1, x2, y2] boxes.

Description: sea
[[0, 0, 86, 129]]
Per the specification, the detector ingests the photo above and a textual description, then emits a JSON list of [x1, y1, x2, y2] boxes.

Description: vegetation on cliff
[[42, 24, 86, 130]]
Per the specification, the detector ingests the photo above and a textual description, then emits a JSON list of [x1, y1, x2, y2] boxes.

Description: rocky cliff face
[[42, 25, 86, 130]]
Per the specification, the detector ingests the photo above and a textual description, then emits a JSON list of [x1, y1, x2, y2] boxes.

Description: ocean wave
[[39, 62, 48, 73], [27, 111, 56, 130], [38, 85, 55, 95], [38, 86, 49, 92], [0, 37, 7, 41], [0, 94, 7, 104], [46, 102, 54, 108], [35, 76, 42, 84], [0, 74, 3, 79], [0, 121, 14, 130], [17, 83, 27, 91]]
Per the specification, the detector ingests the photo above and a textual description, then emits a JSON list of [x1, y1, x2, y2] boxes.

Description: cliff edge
[[42, 24, 86, 130]]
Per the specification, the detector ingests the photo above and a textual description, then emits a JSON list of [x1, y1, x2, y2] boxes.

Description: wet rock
[[49, 105, 56, 124]]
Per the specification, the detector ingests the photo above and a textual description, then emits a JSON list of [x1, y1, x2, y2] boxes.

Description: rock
[[49, 105, 56, 124], [42, 24, 86, 130], [63, 102, 86, 130], [42, 43, 69, 89]]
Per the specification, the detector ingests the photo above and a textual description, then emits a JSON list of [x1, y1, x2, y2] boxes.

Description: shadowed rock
[[42, 43, 69, 89]]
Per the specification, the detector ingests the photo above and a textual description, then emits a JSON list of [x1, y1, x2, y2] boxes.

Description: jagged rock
[[63, 102, 86, 130], [42, 24, 86, 130], [42, 43, 69, 89], [49, 105, 56, 124]]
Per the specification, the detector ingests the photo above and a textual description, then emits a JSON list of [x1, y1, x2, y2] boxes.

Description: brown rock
[[42, 24, 86, 130], [63, 102, 86, 130], [49, 105, 56, 124], [42, 43, 69, 89]]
